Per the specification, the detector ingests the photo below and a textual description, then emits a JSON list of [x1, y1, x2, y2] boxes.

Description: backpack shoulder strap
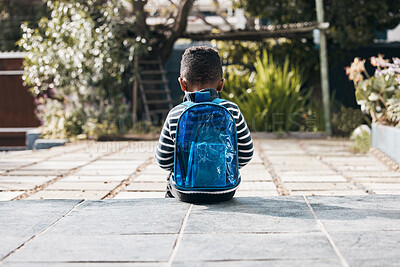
[[181, 101, 194, 108], [212, 98, 226, 104]]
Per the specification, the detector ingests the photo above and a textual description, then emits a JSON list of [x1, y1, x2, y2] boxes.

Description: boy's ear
[[216, 78, 225, 92], [178, 77, 188, 92]]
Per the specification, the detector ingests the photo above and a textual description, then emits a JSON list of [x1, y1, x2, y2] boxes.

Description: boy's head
[[179, 46, 224, 92]]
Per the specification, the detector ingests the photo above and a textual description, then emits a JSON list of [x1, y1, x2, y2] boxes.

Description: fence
[[0, 52, 39, 148]]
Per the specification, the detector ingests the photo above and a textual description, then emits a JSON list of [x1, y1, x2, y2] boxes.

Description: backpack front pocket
[[187, 142, 227, 188]]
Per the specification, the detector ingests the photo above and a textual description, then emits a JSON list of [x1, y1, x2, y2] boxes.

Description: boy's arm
[[236, 109, 254, 168], [155, 119, 175, 171]]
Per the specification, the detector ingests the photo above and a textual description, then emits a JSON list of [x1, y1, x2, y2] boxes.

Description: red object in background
[[0, 53, 40, 147]]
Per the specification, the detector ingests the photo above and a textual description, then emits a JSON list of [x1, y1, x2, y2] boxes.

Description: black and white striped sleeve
[[220, 101, 254, 168], [236, 108, 254, 168], [155, 118, 175, 171]]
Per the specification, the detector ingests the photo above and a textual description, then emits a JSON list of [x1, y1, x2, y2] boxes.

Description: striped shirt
[[155, 88, 254, 172]]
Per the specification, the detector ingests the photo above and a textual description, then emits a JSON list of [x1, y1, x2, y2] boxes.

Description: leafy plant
[[19, 0, 148, 139], [222, 51, 313, 132], [350, 126, 372, 154], [332, 106, 369, 137], [346, 55, 400, 127]]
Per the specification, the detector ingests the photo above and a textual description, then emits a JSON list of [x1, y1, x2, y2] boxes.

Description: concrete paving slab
[[370, 190, 400, 194], [0, 176, 56, 183], [285, 182, 359, 191], [135, 174, 168, 182], [273, 165, 332, 171], [172, 259, 341, 267], [175, 233, 336, 261], [239, 182, 277, 190], [140, 168, 170, 176], [27, 190, 109, 200], [362, 183, 400, 190], [72, 169, 134, 176], [61, 175, 128, 182], [275, 170, 338, 176], [114, 191, 166, 199], [345, 171, 400, 178], [3, 263, 161, 267], [0, 237, 29, 259], [0, 182, 40, 190], [290, 190, 367, 196], [329, 231, 400, 266], [335, 165, 389, 171], [6, 234, 177, 262], [0, 191, 23, 201], [0, 200, 81, 237], [281, 175, 347, 182], [307, 195, 400, 232], [125, 182, 166, 191], [6, 170, 67, 176], [234, 190, 279, 197], [79, 163, 140, 171], [353, 178, 400, 183], [45, 182, 119, 191], [21, 162, 85, 170], [184, 197, 318, 234], [45, 199, 189, 235]]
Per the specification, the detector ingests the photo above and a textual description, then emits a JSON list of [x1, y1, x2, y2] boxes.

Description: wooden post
[[315, 0, 332, 136], [132, 58, 138, 124]]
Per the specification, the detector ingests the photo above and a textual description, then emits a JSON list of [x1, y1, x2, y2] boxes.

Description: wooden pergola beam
[[183, 22, 320, 41]]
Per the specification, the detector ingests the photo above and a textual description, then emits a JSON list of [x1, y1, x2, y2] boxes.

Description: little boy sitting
[[155, 46, 253, 203]]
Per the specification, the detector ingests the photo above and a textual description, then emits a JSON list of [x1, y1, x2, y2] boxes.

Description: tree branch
[[212, 0, 234, 31], [132, 0, 149, 37], [158, 0, 195, 63], [192, 10, 220, 29]]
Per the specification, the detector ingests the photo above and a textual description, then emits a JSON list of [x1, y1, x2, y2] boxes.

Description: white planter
[[372, 123, 400, 165]]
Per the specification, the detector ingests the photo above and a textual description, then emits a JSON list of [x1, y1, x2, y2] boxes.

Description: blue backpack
[[173, 91, 240, 192]]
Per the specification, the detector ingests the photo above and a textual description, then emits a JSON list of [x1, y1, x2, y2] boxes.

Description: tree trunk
[[158, 0, 195, 63]]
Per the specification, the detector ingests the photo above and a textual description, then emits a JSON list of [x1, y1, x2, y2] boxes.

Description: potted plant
[[346, 55, 400, 163]]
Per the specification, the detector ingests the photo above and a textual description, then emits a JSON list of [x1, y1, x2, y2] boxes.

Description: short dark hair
[[180, 46, 222, 86]]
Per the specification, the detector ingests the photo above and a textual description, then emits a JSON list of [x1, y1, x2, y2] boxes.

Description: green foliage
[[351, 128, 371, 154], [331, 106, 368, 137], [19, 0, 148, 139], [222, 51, 313, 132], [387, 98, 400, 126], [0, 0, 47, 51], [346, 55, 400, 127], [237, 0, 400, 51]]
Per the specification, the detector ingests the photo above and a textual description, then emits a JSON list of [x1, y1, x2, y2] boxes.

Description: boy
[[155, 46, 253, 202]]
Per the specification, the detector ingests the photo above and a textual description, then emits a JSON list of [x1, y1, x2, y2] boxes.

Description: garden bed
[[372, 123, 400, 165]]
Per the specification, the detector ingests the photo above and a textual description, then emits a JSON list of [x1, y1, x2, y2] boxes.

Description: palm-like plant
[[223, 51, 312, 132]]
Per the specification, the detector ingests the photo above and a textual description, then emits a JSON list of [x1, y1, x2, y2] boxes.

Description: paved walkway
[[0, 139, 399, 200], [1, 139, 400, 266], [0, 195, 399, 266]]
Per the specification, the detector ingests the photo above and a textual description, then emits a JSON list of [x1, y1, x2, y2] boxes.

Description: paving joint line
[[370, 147, 400, 172], [167, 204, 193, 267], [255, 140, 290, 196], [295, 140, 374, 195], [0, 199, 85, 263], [0, 145, 86, 176], [102, 157, 154, 199], [303, 196, 349, 267], [11, 142, 131, 200]]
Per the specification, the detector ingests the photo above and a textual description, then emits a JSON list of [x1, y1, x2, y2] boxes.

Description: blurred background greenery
[[1, 0, 399, 139]]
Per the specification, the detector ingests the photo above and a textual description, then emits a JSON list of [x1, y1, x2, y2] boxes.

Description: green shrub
[[350, 127, 372, 154], [332, 106, 369, 137], [19, 0, 147, 139], [222, 51, 313, 132]]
